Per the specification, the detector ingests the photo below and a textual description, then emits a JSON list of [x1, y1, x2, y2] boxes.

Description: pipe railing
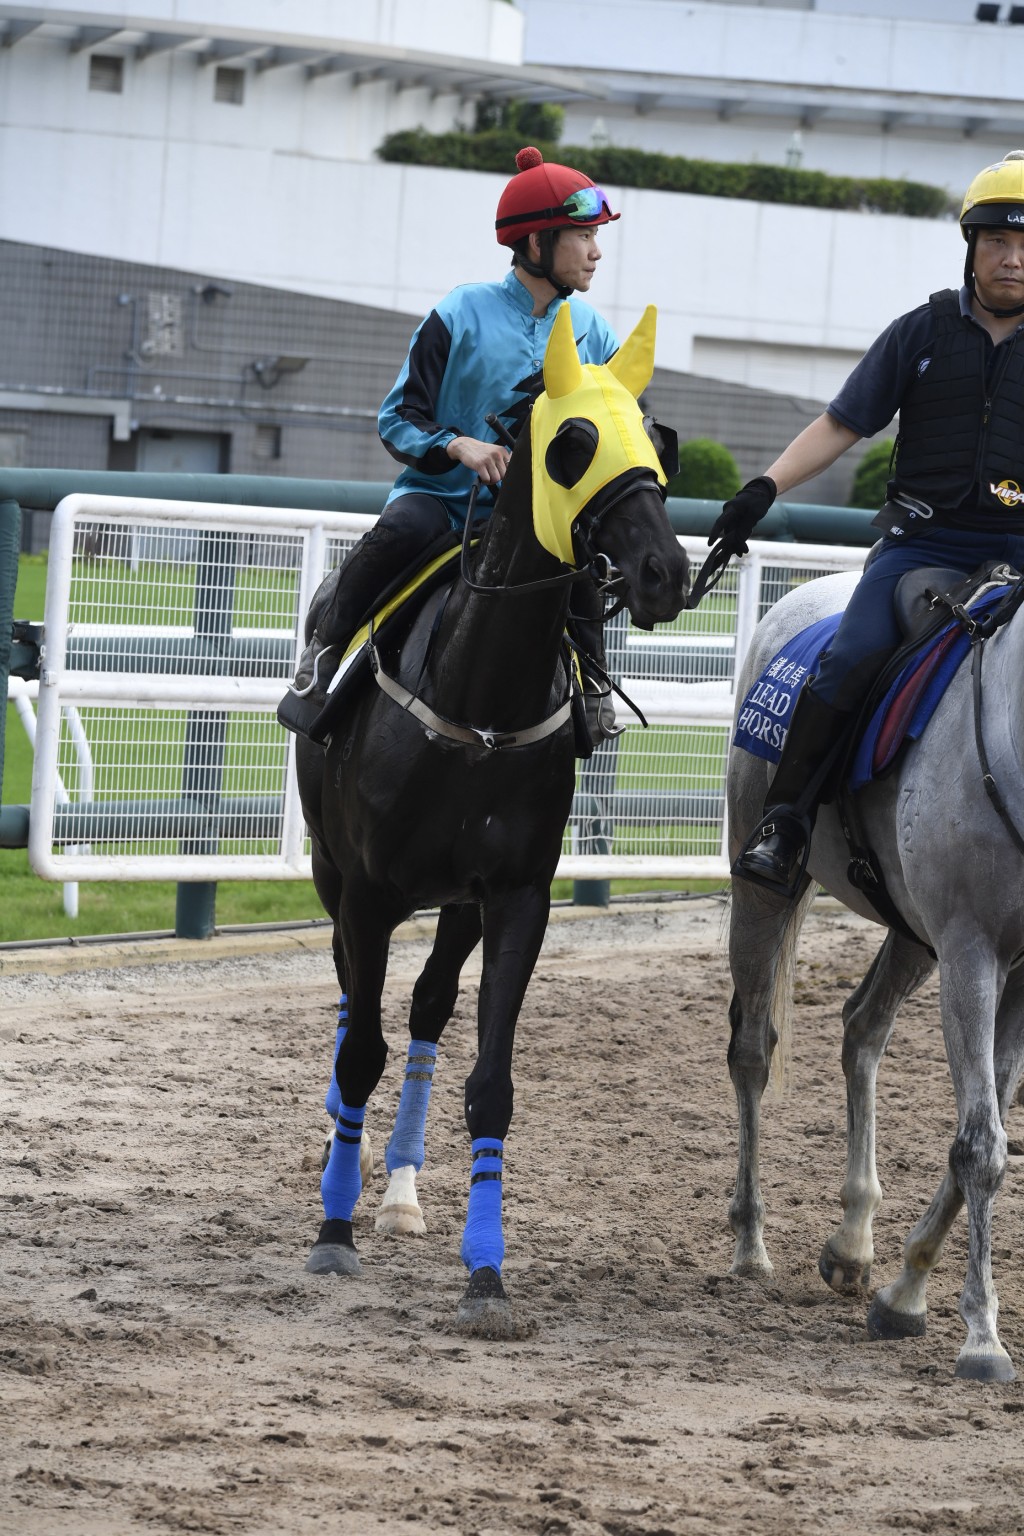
[[1, 469, 878, 935]]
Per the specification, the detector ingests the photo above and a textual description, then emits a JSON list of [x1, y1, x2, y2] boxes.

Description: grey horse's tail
[[768, 882, 818, 1097]]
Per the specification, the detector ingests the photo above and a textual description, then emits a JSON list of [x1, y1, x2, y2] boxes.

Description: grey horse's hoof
[[866, 1294, 926, 1340], [455, 1266, 519, 1340], [304, 1219, 362, 1277], [954, 1348, 1016, 1383], [819, 1241, 871, 1294]]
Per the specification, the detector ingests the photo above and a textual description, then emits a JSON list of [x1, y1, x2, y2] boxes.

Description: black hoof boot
[[455, 1266, 519, 1339], [305, 1218, 362, 1276]]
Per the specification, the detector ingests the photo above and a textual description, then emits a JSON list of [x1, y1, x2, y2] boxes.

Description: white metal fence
[[26, 493, 866, 885]]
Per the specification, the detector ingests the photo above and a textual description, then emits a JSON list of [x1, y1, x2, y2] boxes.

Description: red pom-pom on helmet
[[495, 146, 620, 247]]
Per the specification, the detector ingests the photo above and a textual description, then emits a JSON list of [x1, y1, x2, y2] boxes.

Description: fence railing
[[23, 492, 866, 889]]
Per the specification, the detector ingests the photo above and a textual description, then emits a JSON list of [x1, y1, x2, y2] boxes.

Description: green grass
[[1, 555, 722, 943]]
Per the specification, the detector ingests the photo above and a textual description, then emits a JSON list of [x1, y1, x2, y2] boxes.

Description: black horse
[[295, 304, 690, 1335]]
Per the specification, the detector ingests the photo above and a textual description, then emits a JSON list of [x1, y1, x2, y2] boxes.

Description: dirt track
[[3, 897, 1024, 1536]]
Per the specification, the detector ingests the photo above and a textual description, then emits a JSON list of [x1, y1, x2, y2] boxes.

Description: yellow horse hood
[[531, 303, 667, 565]]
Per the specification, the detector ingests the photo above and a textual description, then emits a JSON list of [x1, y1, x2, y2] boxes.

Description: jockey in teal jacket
[[283, 145, 623, 743]]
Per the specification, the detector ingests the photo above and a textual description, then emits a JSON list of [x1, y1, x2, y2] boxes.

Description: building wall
[[0, 1, 988, 439], [0, 237, 888, 555]]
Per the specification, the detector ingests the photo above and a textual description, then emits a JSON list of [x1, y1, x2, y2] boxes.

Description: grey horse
[[726, 566, 1024, 1382]]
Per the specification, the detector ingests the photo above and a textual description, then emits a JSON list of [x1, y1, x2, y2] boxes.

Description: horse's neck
[[431, 456, 572, 727]]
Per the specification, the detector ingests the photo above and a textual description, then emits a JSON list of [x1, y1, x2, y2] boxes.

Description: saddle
[[851, 557, 1023, 784], [836, 557, 1023, 949], [277, 537, 592, 753]]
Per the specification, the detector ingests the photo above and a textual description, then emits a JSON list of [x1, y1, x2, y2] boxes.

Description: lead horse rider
[[284, 145, 625, 745], [719, 150, 1024, 893]]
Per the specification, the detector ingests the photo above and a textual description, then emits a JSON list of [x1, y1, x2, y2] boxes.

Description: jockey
[[723, 149, 1024, 893], [284, 146, 622, 743]]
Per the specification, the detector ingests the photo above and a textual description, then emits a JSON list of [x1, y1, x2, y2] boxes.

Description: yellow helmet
[[960, 150, 1024, 240]]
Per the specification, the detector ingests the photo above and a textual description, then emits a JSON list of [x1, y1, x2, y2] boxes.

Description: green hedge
[[848, 437, 896, 509], [667, 438, 741, 501], [376, 128, 953, 220]]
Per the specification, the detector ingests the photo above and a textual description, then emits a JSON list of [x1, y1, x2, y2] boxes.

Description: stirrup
[[585, 684, 624, 746], [288, 640, 341, 700], [732, 808, 812, 901]]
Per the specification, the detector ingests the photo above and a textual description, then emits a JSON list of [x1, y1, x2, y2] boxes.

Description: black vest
[[892, 289, 1024, 524]]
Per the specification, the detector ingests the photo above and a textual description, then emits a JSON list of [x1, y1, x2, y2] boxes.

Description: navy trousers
[[813, 527, 1024, 712]]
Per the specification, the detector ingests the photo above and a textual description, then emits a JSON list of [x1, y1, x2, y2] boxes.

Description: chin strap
[[965, 231, 1024, 319], [513, 230, 574, 299]]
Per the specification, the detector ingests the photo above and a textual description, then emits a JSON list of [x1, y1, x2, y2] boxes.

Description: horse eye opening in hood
[[544, 417, 599, 489]]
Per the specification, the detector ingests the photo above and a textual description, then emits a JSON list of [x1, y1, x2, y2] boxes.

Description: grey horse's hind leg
[[869, 960, 1024, 1377], [819, 931, 936, 1294], [727, 875, 815, 1279]]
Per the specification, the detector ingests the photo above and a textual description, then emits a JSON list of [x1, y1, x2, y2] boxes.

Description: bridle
[[459, 463, 664, 622]]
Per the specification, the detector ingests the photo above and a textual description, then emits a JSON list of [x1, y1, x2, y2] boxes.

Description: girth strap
[[367, 629, 572, 752], [972, 636, 1024, 857]]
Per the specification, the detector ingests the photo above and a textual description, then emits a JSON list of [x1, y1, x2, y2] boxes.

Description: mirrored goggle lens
[[562, 186, 611, 221]]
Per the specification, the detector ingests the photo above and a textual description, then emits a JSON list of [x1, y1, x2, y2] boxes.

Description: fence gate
[[29, 494, 865, 886]]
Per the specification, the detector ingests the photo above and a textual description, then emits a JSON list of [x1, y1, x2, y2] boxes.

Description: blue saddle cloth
[[733, 588, 1012, 789], [732, 614, 839, 763]]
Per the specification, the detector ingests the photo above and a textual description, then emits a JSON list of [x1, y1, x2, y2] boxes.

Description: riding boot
[[283, 518, 436, 739], [569, 582, 619, 748], [734, 685, 852, 894]]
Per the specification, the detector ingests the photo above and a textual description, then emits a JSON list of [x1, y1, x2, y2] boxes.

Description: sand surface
[[3, 897, 1024, 1535]]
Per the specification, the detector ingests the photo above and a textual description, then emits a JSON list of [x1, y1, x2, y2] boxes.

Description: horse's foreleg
[[377, 902, 483, 1237], [820, 932, 935, 1293], [454, 884, 548, 1338], [727, 878, 814, 1280], [869, 960, 1024, 1375], [306, 895, 392, 1278]]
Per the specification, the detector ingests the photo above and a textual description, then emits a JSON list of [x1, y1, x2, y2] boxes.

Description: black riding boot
[[569, 581, 619, 748], [283, 507, 446, 739], [734, 685, 852, 894]]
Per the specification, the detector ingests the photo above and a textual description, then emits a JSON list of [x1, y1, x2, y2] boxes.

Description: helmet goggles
[[496, 185, 615, 231]]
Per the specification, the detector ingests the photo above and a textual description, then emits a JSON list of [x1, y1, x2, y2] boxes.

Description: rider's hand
[[709, 475, 778, 557], [447, 436, 510, 486]]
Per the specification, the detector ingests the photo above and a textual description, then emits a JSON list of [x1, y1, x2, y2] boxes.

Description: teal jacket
[[378, 269, 618, 525]]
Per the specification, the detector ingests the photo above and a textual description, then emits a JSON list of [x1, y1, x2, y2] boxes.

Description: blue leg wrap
[[460, 1138, 504, 1274], [324, 993, 349, 1117], [320, 1101, 365, 1221], [385, 1039, 438, 1174]]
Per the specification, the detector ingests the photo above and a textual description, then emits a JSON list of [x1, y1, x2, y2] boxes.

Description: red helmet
[[495, 146, 620, 248]]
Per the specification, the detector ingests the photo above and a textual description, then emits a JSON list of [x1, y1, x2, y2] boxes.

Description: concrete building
[[0, 0, 1018, 511]]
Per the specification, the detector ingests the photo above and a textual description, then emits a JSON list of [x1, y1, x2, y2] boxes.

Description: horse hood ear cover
[[531, 303, 666, 564]]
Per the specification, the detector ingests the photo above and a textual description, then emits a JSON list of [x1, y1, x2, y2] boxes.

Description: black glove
[[708, 475, 777, 556]]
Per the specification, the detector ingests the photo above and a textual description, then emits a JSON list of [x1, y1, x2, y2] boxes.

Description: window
[[88, 55, 123, 94], [214, 67, 245, 105], [254, 424, 282, 461]]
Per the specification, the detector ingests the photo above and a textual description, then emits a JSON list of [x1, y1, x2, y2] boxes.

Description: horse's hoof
[[455, 1266, 519, 1340], [730, 1243, 774, 1281], [866, 1295, 926, 1340], [819, 1241, 871, 1294], [375, 1203, 426, 1237], [954, 1347, 1015, 1383], [375, 1165, 424, 1236], [304, 1218, 362, 1277], [321, 1130, 374, 1182]]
